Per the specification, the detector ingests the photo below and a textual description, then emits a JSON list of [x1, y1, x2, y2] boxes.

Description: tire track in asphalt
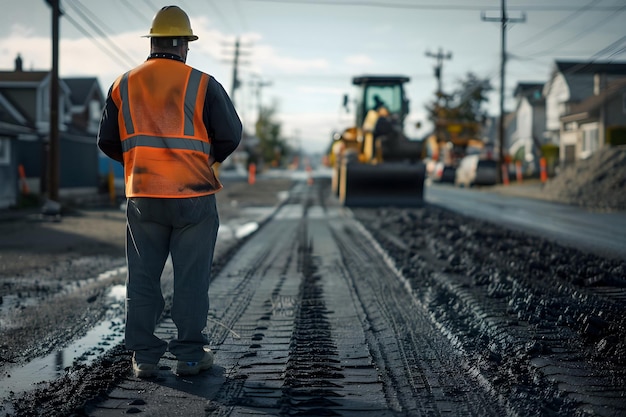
[[204, 201, 392, 416], [329, 216, 507, 417]]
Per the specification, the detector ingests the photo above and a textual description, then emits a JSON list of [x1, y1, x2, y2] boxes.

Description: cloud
[[344, 54, 374, 67], [7, 23, 35, 38], [371, 23, 394, 36], [296, 85, 345, 96], [249, 42, 329, 74], [278, 110, 354, 154], [0, 25, 49, 71], [0, 23, 148, 88]]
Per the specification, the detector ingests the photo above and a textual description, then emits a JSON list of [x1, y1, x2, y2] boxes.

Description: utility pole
[[223, 37, 251, 108], [45, 0, 61, 202], [425, 48, 452, 161], [482, 0, 525, 183], [250, 76, 272, 114], [231, 37, 241, 102], [425, 48, 452, 104]]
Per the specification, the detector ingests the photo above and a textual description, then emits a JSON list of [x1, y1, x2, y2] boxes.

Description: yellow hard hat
[[144, 6, 198, 41]]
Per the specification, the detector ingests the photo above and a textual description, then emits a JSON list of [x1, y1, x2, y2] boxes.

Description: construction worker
[[362, 96, 392, 161], [97, 6, 242, 378], [362, 95, 386, 135]]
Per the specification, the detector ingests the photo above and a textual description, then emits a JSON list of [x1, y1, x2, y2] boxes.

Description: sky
[[2, 0, 625, 154]]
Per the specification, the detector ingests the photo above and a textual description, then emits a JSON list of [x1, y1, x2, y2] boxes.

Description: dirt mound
[[542, 145, 626, 211]]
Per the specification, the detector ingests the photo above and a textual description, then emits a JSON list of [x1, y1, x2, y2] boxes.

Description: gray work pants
[[124, 194, 219, 364]]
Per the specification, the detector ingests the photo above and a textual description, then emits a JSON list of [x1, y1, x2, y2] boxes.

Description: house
[[482, 112, 516, 158], [64, 77, 105, 135], [542, 60, 626, 166], [0, 121, 36, 209], [63, 77, 110, 193], [560, 77, 626, 161], [0, 54, 103, 204], [510, 82, 546, 175]]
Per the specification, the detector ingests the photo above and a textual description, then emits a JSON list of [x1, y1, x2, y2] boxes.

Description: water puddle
[[0, 266, 126, 328], [0, 284, 126, 403], [218, 207, 275, 241]]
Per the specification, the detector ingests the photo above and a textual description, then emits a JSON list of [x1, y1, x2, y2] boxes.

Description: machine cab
[[352, 75, 410, 128]]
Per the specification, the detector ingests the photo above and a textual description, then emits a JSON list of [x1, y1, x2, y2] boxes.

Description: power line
[[510, 36, 626, 65], [141, 0, 159, 12], [206, 0, 236, 32], [64, 1, 136, 66], [591, 36, 626, 60], [512, 0, 601, 50], [119, 0, 149, 22], [537, 36, 626, 85], [607, 47, 626, 61], [243, 0, 626, 12], [232, 0, 250, 33], [61, 12, 132, 70], [72, 0, 117, 35], [177, 0, 196, 14], [529, 5, 626, 58]]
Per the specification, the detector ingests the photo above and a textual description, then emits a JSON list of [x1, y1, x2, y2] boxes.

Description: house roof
[[514, 82, 544, 96], [514, 82, 544, 106], [0, 120, 35, 137], [555, 61, 626, 76], [562, 77, 626, 122], [63, 77, 103, 106], [0, 71, 48, 84], [550, 60, 626, 102]]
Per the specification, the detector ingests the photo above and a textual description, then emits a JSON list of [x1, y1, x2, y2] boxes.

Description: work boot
[[132, 355, 159, 378], [176, 349, 214, 376]]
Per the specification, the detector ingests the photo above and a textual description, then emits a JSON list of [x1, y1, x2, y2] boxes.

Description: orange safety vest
[[111, 59, 221, 198]]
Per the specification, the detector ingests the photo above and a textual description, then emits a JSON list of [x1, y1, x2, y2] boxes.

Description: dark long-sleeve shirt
[[97, 59, 242, 165]]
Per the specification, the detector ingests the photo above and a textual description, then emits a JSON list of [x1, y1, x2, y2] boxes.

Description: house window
[[581, 123, 599, 159], [564, 122, 576, 131], [88, 100, 102, 134], [0, 137, 10, 165]]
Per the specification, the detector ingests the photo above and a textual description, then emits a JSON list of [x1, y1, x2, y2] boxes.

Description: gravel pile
[[542, 145, 626, 211]]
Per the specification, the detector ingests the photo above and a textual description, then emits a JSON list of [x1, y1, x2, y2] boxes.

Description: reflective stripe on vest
[[184, 69, 203, 136], [119, 73, 134, 135], [121, 135, 211, 155], [112, 60, 220, 198]]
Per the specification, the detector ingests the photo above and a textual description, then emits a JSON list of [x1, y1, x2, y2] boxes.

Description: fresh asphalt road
[[425, 183, 626, 260]]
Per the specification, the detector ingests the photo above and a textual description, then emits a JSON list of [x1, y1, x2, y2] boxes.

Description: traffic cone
[[18, 164, 29, 194], [539, 157, 547, 183], [501, 164, 509, 186], [306, 163, 313, 186], [248, 163, 256, 185]]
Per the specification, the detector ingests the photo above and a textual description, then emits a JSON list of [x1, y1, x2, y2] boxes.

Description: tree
[[426, 72, 493, 138], [255, 102, 292, 167], [454, 72, 492, 124]]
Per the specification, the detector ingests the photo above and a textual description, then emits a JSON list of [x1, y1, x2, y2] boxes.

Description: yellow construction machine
[[329, 75, 426, 206]]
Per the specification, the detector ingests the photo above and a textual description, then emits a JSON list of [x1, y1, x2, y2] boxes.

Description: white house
[[510, 83, 545, 174], [560, 77, 626, 161], [542, 61, 626, 166]]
